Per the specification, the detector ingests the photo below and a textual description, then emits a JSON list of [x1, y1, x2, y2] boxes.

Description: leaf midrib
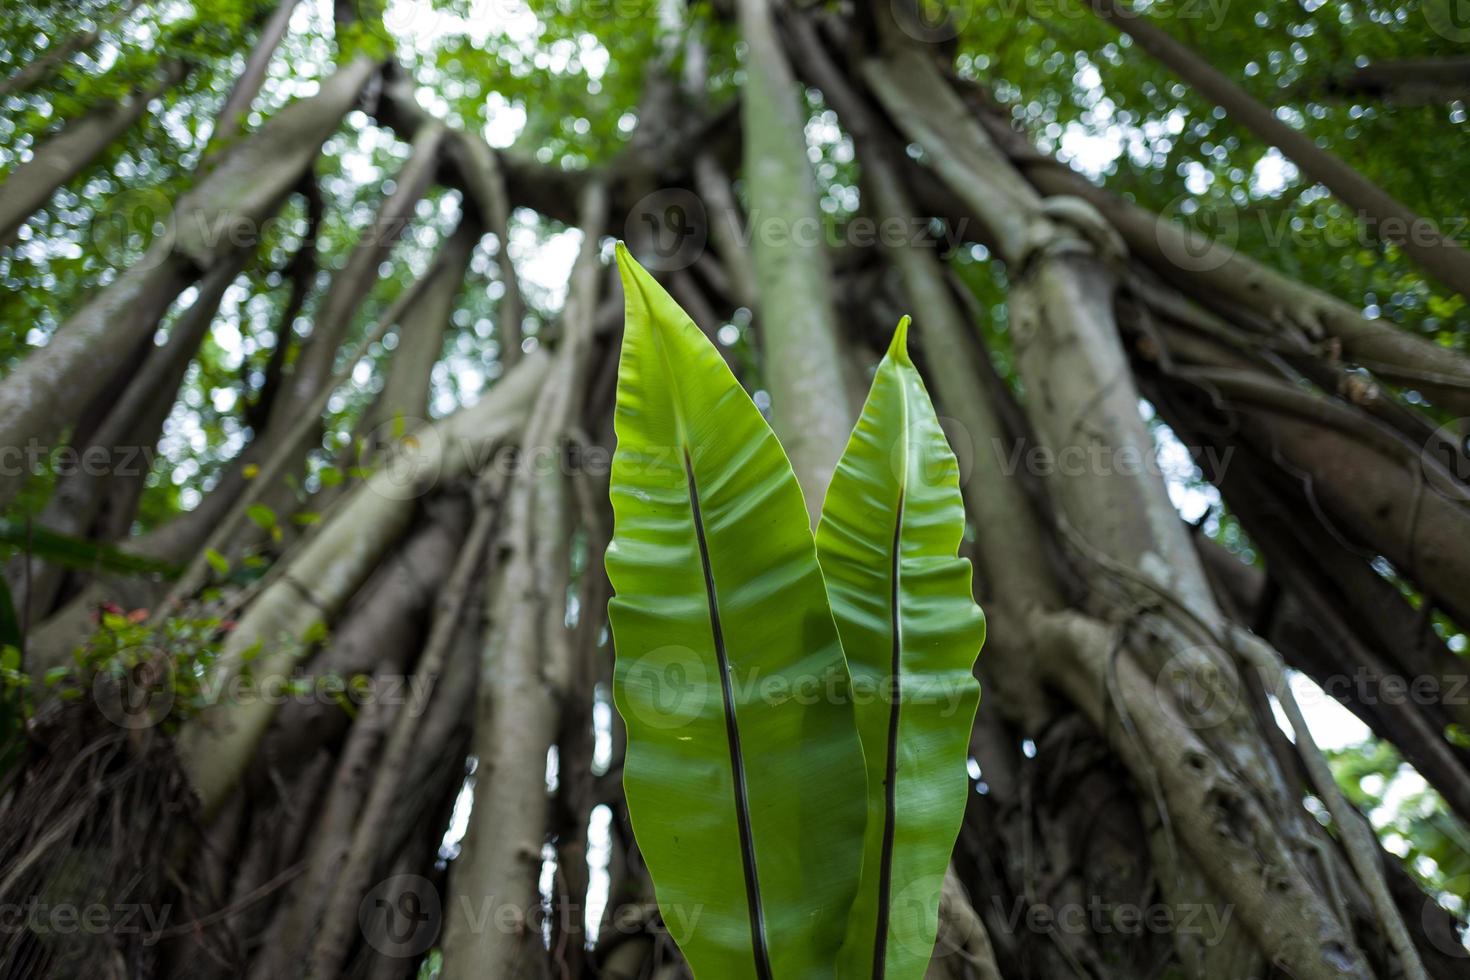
[[872, 365, 910, 980], [641, 286, 773, 980], [682, 450, 773, 980]]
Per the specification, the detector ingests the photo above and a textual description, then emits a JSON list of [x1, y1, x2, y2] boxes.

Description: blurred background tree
[[0, 0, 1467, 976]]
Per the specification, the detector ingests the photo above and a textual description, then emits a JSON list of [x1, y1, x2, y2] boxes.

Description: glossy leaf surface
[[606, 244, 868, 980], [817, 319, 985, 980]]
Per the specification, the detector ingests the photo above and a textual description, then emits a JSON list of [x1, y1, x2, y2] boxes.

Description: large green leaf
[[606, 243, 868, 979], [0, 519, 180, 579], [817, 319, 985, 980]]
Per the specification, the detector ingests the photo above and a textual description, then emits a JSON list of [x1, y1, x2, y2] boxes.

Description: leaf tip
[[888, 316, 913, 365], [614, 240, 654, 318]]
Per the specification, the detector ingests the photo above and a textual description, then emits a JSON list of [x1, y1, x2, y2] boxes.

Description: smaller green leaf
[[302, 620, 329, 646], [204, 548, 230, 576], [818, 318, 985, 980], [245, 503, 277, 530]]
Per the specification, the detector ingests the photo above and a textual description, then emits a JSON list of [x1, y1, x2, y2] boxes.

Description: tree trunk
[[735, 0, 855, 517]]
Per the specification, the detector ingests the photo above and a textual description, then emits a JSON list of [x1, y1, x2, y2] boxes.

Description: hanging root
[[0, 694, 202, 980]]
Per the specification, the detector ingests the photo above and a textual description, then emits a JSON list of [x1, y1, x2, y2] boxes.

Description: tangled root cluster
[[0, 695, 198, 980]]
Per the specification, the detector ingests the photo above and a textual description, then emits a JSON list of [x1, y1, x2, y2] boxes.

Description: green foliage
[[0, 604, 356, 738], [607, 248, 984, 977], [0, 0, 278, 373], [1330, 739, 1470, 916], [0, 604, 228, 735], [951, 0, 1468, 350]]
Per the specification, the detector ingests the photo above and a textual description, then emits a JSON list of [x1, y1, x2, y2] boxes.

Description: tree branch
[[1087, 0, 1470, 301]]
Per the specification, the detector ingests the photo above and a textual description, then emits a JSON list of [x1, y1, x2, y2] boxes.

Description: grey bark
[[445, 126, 527, 368], [365, 216, 480, 435], [175, 348, 550, 816], [254, 496, 474, 783], [860, 31, 1401, 979], [210, 0, 302, 150], [734, 0, 854, 519], [168, 223, 454, 604], [4, 254, 244, 622], [305, 487, 497, 978], [944, 85, 1470, 415], [270, 120, 445, 429], [440, 181, 606, 980]]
